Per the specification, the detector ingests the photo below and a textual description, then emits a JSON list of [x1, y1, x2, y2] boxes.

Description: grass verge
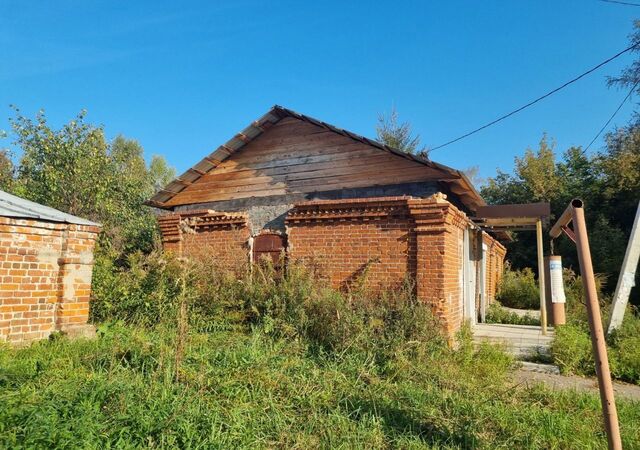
[[1, 324, 639, 449]]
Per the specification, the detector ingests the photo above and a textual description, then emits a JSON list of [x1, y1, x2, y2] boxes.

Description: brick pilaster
[[55, 225, 99, 331], [408, 194, 469, 338]]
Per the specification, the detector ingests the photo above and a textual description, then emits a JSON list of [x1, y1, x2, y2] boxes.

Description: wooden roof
[[147, 105, 486, 211]]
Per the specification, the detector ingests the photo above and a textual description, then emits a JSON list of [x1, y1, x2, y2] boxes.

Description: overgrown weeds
[[496, 263, 539, 309], [2, 321, 639, 448], [2, 251, 636, 447], [551, 309, 640, 385], [536, 266, 640, 385], [91, 250, 445, 364]]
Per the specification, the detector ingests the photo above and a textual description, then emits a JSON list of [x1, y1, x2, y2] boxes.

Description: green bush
[[496, 263, 540, 309], [561, 267, 607, 322], [608, 308, 640, 384], [550, 322, 594, 375], [486, 303, 540, 326], [549, 266, 640, 384], [551, 308, 640, 385], [90, 250, 185, 326]]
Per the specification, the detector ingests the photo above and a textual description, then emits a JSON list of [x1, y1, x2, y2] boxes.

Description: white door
[[479, 243, 488, 323], [462, 228, 476, 324]]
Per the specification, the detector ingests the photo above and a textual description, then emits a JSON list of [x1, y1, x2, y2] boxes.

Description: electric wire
[[430, 42, 640, 152], [598, 0, 640, 7], [582, 80, 640, 154]]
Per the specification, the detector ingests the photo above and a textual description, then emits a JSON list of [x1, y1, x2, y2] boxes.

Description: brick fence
[[0, 217, 100, 344]]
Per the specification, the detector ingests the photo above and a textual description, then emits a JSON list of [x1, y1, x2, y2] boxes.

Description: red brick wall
[[159, 195, 507, 338], [158, 210, 250, 272], [483, 232, 506, 304], [286, 197, 416, 291], [0, 217, 100, 344], [407, 195, 469, 336]]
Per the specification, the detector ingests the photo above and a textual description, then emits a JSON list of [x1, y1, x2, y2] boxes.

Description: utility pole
[[550, 199, 621, 450], [607, 201, 640, 336]]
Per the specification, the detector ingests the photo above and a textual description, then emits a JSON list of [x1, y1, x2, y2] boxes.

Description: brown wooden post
[[536, 219, 547, 335], [572, 204, 621, 450]]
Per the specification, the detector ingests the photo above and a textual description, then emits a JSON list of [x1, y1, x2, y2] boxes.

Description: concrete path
[[474, 324, 640, 402], [503, 307, 540, 319], [473, 323, 554, 359], [514, 367, 640, 402]]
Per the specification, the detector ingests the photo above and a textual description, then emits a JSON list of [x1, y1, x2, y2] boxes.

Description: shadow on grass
[[347, 397, 478, 447]]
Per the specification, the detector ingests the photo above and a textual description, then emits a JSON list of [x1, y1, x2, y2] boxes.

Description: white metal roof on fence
[[0, 190, 99, 226]]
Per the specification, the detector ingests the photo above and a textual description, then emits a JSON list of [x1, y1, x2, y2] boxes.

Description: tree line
[[0, 108, 175, 260]]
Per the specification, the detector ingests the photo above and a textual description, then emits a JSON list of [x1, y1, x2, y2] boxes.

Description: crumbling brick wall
[[158, 195, 507, 338], [0, 217, 100, 344], [483, 233, 506, 304], [158, 210, 250, 271]]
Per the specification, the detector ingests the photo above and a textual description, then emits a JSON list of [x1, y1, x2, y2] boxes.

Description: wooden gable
[[165, 117, 446, 207]]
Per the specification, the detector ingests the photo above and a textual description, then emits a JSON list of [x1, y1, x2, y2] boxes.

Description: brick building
[[149, 106, 506, 335], [0, 190, 100, 344]]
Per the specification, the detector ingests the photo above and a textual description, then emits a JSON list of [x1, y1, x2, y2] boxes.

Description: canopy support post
[[536, 219, 547, 335]]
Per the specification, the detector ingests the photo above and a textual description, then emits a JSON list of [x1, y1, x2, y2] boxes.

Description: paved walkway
[[473, 323, 554, 359], [514, 367, 640, 402]]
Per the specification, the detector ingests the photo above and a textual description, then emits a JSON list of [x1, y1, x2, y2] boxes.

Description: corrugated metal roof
[[146, 105, 486, 212], [0, 190, 100, 226]]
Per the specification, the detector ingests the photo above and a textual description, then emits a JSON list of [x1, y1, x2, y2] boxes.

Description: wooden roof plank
[[148, 105, 485, 210]]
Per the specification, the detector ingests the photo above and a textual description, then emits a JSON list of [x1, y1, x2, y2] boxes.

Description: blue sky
[[1, 1, 639, 182]]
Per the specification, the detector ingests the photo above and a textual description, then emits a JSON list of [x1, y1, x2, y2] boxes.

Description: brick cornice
[[158, 214, 181, 243], [183, 211, 248, 229], [286, 196, 412, 223], [407, 193, 470, 233], [0, 217, 101, 235], [158, 211, 248, 244]]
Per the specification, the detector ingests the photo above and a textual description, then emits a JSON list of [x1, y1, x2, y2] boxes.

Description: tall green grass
[[1, 323, 639, 448], [544, 266, 640, 385], [1, 252, 639, 448]]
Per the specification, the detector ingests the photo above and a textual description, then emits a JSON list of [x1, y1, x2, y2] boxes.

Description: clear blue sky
[[1, 1, 639, 182]]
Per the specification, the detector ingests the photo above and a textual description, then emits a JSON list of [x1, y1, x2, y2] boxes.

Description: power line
[[598, 0, 640, 7], [582, 80, 639, 154], [430, 42, 640, 152]]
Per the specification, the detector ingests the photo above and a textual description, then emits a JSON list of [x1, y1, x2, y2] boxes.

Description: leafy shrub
[[486, 303, 540, 326], [561, 267, 607, 322], [550, 322, 594, 376], [607, 308, 640, 384], [496, 263, 539, 309], [90, 250, 185, 326], [551, 308, 640, 384]]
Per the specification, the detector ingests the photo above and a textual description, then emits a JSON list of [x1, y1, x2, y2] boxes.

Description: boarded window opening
[[252, 233, 286, 268]]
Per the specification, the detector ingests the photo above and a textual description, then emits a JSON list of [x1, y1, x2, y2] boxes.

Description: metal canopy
[[471, 202, 552, 335], [472, 202, 551, 231]]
